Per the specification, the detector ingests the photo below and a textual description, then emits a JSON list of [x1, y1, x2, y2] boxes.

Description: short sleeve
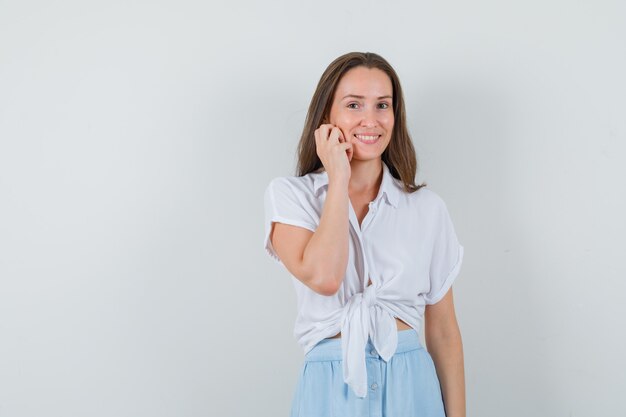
[[263, 177, 318, 263], [424, 197, 464, 305]]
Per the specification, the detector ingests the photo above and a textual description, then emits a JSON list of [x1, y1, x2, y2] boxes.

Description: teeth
[[355, 135, 379, 141]]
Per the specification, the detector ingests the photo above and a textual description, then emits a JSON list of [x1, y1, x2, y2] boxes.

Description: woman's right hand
[[314, 124, 353, 182]]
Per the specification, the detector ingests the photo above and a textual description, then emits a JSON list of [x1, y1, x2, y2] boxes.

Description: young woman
[[264, 52, 466, 417]]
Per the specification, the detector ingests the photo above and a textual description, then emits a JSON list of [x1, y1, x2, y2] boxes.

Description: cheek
[[334, 114, 356, 130], [386, 116, 395, 131], [381, 118, 393, 132]]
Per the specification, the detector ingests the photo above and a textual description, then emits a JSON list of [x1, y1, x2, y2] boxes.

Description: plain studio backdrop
[[1, 1, 625, 416]]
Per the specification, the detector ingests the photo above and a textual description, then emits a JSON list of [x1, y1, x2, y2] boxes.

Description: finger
[[314, 127, 322, 144], [328, 127, 341, 143], [337, 127, 346, 143], [315, 125, 331, 143], [318, 124, 332, 139]]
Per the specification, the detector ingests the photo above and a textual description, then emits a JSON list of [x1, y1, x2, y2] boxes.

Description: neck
[[349, 159, 383, 194]]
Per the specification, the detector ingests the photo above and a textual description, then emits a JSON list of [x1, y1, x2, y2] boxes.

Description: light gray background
[[1, 1, 625, 416]]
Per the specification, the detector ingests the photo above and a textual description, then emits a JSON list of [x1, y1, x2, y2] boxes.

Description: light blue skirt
[[290, 329, 446, 417]]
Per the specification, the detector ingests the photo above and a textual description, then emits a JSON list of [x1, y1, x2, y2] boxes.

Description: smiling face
[[328, 66, 394, 163]]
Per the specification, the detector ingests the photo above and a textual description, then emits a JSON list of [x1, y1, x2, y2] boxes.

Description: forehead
[[335, 66, 393, 98]]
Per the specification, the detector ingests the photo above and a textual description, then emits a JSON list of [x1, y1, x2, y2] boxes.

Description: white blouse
[[263, 160, 464, 398]]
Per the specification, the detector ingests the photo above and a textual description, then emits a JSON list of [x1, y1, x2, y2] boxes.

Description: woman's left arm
[[424, 287, 466, 417]]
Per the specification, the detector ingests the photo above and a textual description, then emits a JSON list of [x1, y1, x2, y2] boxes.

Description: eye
[[347, 102, 359, 109], [378, 102, 390, 109]]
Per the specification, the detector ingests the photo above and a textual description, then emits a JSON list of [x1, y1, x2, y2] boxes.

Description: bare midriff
[[326, 317, 411, 339], [326, 279, 412, 339]]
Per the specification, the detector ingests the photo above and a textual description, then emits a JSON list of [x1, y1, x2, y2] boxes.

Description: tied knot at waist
[[362, 282, 377, 307], [339, 284, 400, 399]]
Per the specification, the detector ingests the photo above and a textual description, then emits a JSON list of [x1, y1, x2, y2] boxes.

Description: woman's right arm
[[270, 125, 353, 296], [270, 176, 350, 296]]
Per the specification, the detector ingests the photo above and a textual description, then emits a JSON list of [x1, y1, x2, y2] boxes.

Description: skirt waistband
[[304, 329, 423, 362]]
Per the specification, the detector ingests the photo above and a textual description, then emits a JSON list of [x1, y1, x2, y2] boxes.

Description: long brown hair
[[296, 52, 426, 193]]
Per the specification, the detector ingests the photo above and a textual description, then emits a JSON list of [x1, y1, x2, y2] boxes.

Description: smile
[[354, 134, 380, 144]]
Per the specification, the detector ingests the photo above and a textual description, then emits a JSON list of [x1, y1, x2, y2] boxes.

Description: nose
[[360, 107, 378, 127]]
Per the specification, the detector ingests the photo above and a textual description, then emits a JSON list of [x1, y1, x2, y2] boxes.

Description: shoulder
[[406, 186, 448, 212], [264, 173, 321, 223], [264, 173, 318, 199]]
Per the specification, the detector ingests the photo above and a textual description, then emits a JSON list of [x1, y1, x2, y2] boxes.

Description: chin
[[351, 153, 385, 162]]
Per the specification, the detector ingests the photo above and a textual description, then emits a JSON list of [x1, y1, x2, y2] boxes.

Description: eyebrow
[[341, 94, 392, 100]]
